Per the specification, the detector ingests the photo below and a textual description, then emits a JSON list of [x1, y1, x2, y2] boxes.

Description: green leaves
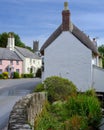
[[44, 76, 77, 102], [0, 32, 33, 51]]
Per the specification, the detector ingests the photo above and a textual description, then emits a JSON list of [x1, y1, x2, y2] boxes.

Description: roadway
[[0, 78, 41, 130]]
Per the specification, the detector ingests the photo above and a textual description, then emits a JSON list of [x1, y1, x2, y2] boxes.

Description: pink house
[[0, 47, 23, 77]]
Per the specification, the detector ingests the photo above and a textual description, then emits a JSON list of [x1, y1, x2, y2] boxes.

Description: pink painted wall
[[0, 60, 23, 74]]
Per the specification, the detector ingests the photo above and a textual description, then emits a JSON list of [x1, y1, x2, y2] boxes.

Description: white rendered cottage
[[7, 33, 42, 76], [40, 2, 102, 91]]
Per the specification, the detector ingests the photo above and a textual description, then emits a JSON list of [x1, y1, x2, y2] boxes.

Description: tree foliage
[[13, 33, 25, 47], [0, 32, 32, 51], [0, 32, 8, 47], [98, 45, 104, 68], [44, 76, 77, 102], [98, 45, 104, 54]]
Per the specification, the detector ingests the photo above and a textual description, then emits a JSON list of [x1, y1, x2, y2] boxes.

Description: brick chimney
[[62, 2, 71, 31]]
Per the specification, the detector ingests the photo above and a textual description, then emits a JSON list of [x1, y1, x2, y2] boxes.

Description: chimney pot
[[64, 2, 69, 10]]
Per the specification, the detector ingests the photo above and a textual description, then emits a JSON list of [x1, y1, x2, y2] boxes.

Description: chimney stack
[[93, 38, 97, 47], [7, 32, 15, 51], [62, 2, 70, 31]]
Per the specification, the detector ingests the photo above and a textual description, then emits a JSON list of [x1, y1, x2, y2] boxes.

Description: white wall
[[92, 65, 104, 92], [14, 48, 42, 74], [14, 48, 25, 73], [44, 32, 92, 91]]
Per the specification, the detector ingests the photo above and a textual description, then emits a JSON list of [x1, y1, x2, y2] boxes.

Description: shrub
[[44, 76, 77, 102], [51, 101, 67, 121], [34, 102, 62, 130], [65, 94, 102, 128], [34, 83, 45, 92], [85, 88, 96, 97], [63, 115, 89, 130], [2, 72, 8, 79], [23, 74, 28, 78], [36, 68, 41, 78], [29, 73, 34, 78], [21, 73, 34, 78], [0, 74, 4, 79], [13, 72, 19, 79]]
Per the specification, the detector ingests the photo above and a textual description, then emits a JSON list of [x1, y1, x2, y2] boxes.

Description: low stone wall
[[8, 92, 47, 130]]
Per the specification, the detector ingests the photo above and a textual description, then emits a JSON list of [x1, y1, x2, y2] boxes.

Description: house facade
[[40, 2, 102, 91], [0, 33, 42, 77], [7, 33, 42, 76], [0, 48, 23, 77], [14, 46, 42, 75]]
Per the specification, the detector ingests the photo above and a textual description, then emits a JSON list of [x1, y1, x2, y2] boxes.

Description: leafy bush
[[21, 73, 34, 78], [13, 72, 19, 79], [2, 72, 8, 79], [44, 76, 77, 102], [34, 83, 45, 92], [85, 88, 96, 97], [34, 102, 62, 130], [29, 73, 34, 78], [22, 74, 28, 78], [63, 115, 88, 130], [36, 68, 41, 78], [0, 74, 4, 79], [34, 77, 102, 129], [65, 94, 102, 128], [51, 101, 67, 121]]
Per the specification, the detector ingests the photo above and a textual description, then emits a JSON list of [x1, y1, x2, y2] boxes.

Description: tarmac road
[[0, 78, 41, 130]]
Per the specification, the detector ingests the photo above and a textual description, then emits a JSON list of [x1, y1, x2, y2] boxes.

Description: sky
[[0, 0, 104, 49]]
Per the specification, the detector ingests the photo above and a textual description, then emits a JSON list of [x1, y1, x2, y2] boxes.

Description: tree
[[0, 32, 32, 51], [0, 32, 8, 47], [98, 45, 104, 54], [13, 33, 25, 48], [98, 45, 104, 68]]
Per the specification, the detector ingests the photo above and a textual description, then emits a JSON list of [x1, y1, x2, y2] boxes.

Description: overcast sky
[[0, 0, 104, 48]]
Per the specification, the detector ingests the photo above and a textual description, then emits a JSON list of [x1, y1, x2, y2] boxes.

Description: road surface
[[0, 78, 41, 130]]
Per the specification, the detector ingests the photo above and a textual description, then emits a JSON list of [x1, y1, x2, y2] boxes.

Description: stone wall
[[8, 92, 47, 130]]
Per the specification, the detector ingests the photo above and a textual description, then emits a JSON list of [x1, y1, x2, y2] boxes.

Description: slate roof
[[40, 24, 98, 55], [15, 46, 41, 59], [0, 48, 22, 61]]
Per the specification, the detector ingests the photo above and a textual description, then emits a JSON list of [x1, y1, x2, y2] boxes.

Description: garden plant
[[34, 76, 103, 130]]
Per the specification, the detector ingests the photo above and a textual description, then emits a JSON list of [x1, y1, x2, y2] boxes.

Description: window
[[27, 68, 30, 72], [33, 60, 35, 64], [0, 60, 2, 65], [30, 59, 32, 64], [16, 69, 19, 73], [0, 69, 2, 74], [10, 60, 13, 65], [16, 61, 19, 65]]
